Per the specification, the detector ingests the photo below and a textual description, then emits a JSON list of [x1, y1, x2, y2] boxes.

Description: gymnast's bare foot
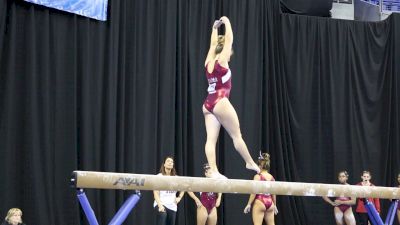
[[246, 162, 260, 174]]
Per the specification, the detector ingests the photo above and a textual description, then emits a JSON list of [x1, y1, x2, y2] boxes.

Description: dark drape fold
[[280, 14, 400, 223], [1, 1, 399, 225]]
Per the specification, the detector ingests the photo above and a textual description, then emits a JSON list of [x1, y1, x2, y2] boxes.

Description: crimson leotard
[[336, 196, 351, 213], [255, 174, 275, 210], [200, 192, 218, 214], [204, 61, 232, 112]]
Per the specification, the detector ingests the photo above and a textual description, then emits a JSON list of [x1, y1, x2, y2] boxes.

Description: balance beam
[[71, 171, 400, 199]]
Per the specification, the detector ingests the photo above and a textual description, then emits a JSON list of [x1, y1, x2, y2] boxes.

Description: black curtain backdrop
[[280, 13, 400, 223], [280, 0, 333, 17], [0, 0, 399, 225]]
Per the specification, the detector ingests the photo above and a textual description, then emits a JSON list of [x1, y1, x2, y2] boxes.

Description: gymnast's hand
[[158, 204, 166, 212], [334, 200, 342, 205], [274, 206, 279, 215], [213, 20, 223, 29], [243, 204, 251, 214]]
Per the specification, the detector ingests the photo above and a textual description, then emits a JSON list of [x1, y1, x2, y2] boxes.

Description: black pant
[[357, 212, 370, 225], [155, 205, 176, 225]]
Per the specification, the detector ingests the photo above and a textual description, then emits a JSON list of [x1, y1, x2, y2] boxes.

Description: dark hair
[[362, 170, 371, 176], [258, 152, 270, 171], [159, 156, 177, 176], [338, 170, 349, 177], [203, 163, 211, 172]]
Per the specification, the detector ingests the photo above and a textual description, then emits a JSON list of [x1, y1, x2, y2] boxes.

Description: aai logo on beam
[[113, 177, 145, 187]]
